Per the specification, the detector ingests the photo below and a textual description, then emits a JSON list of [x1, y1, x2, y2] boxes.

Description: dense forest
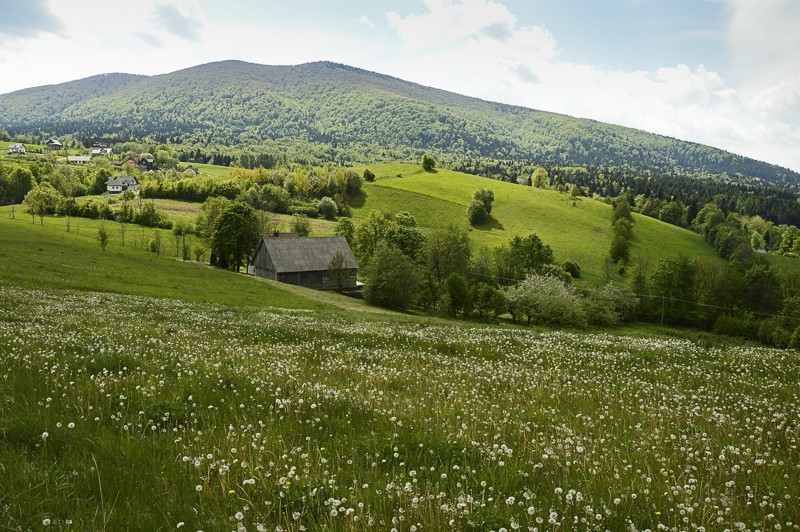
[[1, 60, 798, 187]]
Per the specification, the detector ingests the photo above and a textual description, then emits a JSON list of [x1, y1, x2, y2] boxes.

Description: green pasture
[[353, 163, 719, 282], [0, 208, 355, 313]]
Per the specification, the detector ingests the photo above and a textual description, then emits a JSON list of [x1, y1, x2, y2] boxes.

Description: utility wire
[[467, 271, 800, 324]]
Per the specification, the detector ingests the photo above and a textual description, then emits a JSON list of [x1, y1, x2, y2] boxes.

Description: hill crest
[[0, 60, 797, 184]]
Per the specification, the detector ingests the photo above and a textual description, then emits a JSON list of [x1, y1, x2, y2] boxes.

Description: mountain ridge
[[0, 60, 797, 184]]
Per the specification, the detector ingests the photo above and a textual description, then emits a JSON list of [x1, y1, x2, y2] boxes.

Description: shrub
[[758, 318, 791, 348], [288, 204, 319, 218], [609, 234, 630, 263], [467, 199, 488, 226], [602, 284, 640, 322], [540, 263, 572, 284], [790, 325, 800, 349], [562, 260, 581, 279], [421, 154, 436, 171], [363, 169, 375, 182], [472, 187, 494, 215], [714, 314, 746, 337], [317, 196, 338, 220], [579, 287, 620, 326], [290, 214, 311, 236], [502, 274, 586, 327]]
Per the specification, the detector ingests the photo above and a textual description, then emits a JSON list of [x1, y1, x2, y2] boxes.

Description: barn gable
[[250, 236, 358, 290]]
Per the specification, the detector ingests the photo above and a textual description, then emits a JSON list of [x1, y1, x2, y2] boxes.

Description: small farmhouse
[[105, 175, 138, 194], [182, 165, 199, 176], [7, 143, 25, 154], [67, 156, 91, 165], [127, 156, 156, 172], [250, 236, 358, 290], [46, 138, 63, 150], [91, 147, 113, 157]]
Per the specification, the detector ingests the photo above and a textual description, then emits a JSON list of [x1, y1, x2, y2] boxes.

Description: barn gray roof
[[257, 236, 358, 273]]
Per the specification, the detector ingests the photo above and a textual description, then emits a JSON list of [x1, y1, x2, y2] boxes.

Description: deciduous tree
[[23, 182, 62, 225], [212, 202, 261, 272]]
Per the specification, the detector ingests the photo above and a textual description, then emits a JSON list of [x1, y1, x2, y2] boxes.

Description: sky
[[0, 0, 798, 172]]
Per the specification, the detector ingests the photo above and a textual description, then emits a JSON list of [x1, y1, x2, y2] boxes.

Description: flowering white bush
[[503, 273, 587, 327]]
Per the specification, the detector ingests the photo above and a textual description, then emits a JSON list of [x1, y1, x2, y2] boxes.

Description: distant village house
[[91, 143, 113, 157], [105, 175, 138, 194], [7, 143, 25, 154], [249, 235, 358, 290], [67, 156, 91, 165], [46, 138, 63, 150], [127, 156, 156, 172], [182, 165, 199, 176]]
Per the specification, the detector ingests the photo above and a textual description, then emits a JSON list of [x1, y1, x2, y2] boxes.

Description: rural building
[[67, 156, 90, 165], [127, 156, 156, 172], [249, 235, 358, 290], [105, 175, 138, 194], [46, 138, 63, 150], [182, 165, 199, 176], [91, 146, 113, 157], [7, 143, 25, 154]]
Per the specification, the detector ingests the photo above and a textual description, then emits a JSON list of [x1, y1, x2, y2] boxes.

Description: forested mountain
[[1, 60, 798, 185]]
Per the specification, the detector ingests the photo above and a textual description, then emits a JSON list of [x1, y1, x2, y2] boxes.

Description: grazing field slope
[[0, 209, 385, 315], [353, 164, 719, 281]]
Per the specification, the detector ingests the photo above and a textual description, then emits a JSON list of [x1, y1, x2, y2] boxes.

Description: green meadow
[[1, 185, 800, 531], [0, 208, 375, 314], [352, 164, 719, 282], [1, 278, 798, 530]]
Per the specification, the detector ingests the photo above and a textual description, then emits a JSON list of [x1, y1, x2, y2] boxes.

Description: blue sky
[[0, 0, 798, 171]]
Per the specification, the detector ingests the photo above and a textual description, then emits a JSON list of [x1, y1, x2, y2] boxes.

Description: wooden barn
[[249, 236, 358, 290]]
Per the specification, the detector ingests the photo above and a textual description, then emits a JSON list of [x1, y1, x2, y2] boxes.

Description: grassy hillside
[[0, 207, 379, 315], [1, 60, 796, 184], [353, 164, 719, 282]]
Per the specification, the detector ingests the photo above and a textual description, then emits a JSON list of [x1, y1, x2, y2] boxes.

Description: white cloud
[[381, 0, 800, 171], [356, 15, 374, 28], [0, 0, 64, 40], [726, 0, 800, 87], [154, 3, 203, 43], [386, 0, 556, 54]]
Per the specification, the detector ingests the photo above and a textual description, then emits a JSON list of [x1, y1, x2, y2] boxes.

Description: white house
[[67, 156, 91, 165], [105, 175, 138, 194], [7, 143, 25, 154]]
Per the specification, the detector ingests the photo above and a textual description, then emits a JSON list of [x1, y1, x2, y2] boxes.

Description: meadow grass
[[0, 284, 798, 530], [353, 164, 721, 283], [192, 162, 234, 179], [0, 208, 361, 313]]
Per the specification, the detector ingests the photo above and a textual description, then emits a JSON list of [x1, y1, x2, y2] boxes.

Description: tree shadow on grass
[[474, 216, 504, 231], [350, 190, 367, 208]]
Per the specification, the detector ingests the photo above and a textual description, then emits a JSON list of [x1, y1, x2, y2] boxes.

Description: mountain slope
[[0, 60, 797, 184]]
